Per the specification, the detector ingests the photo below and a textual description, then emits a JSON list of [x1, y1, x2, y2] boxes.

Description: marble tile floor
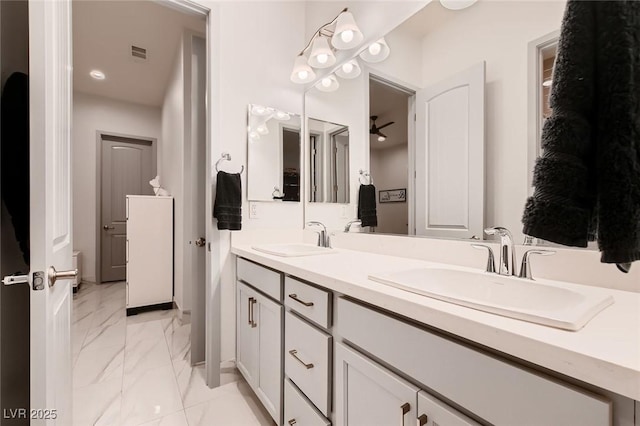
[[72, 281, 274, 426]]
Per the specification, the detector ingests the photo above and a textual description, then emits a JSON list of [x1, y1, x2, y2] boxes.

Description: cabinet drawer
[[285, 276, 331, 329], [285, 312, 332, 417], [284, 379, 331, 426], [337, 298, 611, 426], [237, 258, 282, 301]]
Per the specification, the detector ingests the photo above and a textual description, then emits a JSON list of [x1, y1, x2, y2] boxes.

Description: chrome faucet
[[344, 220, 361, 232], [484, 227, 516, 276], [307, 221, 329, 247]]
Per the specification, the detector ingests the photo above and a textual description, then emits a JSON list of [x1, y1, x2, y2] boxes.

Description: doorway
[[368, 76, 415, 235], [99, 134, 156, 283]]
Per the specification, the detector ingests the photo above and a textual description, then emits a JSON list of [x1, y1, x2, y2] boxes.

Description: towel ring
[[215, 152, 244, 174], [359, 169, 373, 185]]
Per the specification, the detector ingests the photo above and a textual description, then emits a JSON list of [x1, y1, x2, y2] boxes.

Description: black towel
[[214, 171, 242, 230], [357, 184, 377, 228], [522, 0, 640, 269], [1, 72, 30, 264]]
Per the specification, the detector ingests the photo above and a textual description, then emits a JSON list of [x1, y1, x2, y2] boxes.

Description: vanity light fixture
[[360, 38, 390, 63], [309, 36, 336, 69], [290, 7, 364, 84], [290, 54, 316, 84], [335, 59, 361, 79], [251, 104, 271, 116], [89, 69, 106, 80], [316, 75, 340, 92], [274, 110, 291, 121], [248, 130, 260, 141], [256, 124, 269, 135], [331, 10, 364, 50]]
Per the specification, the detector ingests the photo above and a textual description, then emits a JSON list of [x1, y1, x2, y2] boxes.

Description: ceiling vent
[[131, 45, 147, 60]]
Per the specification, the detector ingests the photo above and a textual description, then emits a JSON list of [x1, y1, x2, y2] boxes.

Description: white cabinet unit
[[335, 342, 419, 426], [236, 269, 283, 425], [126, 195, 173, 313]]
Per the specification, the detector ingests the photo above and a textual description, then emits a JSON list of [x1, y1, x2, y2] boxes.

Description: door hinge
[[2, 271, 45, 291]]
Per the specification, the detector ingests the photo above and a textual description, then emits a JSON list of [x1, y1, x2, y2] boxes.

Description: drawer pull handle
[[288, 293, 314, 307], [417, 414, 428, 426], [289, 349, 314, 369], [400, 402, 410, 426], [250, 298, 257, 328], [288, 420, 297, 425]]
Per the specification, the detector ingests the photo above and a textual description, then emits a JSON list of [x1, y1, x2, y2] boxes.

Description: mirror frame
[[527, 29, 560, 195]]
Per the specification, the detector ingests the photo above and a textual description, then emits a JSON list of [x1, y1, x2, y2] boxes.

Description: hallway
[[71, 282, 272, 425]]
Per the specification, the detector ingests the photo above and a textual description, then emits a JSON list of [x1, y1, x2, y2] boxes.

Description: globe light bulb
[[317, 53, 329, 64], [298, 70, 308, 80], [368, 42, 382, 56], [342, 63, 354, 74], [257, 124, 269, 135], [340, 30, 354, 43], [321, 77, 332, 88], [378, 136, 386, 142]]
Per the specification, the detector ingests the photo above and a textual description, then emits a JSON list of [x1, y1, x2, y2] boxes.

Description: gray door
[[100, 135, 155, 282]]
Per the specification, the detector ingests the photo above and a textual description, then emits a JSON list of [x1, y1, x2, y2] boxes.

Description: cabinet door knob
[[417, 414, 428, 426], [400, 402, 410, 426], [288, 349, 314, 369]]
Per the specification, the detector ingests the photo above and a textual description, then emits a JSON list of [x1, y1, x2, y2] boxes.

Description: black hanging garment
[[522, 0, 640, 271], [1, 72, 30, 265], [213, 171, 242, 230], [357, 184, 378, 228]]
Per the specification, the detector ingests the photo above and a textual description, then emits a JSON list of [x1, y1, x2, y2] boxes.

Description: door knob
[[103, 225, 115, 230], [48, 266, 77, 287], [195, 237, 206, 247]]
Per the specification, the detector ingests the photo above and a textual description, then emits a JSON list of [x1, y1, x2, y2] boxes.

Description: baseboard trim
[[126, 301, 174, 316]]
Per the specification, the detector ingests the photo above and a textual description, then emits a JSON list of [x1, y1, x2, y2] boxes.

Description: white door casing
[[29, 0, 74, 424], [415, 62, 485, 239]]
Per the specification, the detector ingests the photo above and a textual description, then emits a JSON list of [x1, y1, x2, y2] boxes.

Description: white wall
[[210, 1, 306, 363], [419, 0, 566, 242], [72, 92, 162, 283], [161, 39, 186, 311], [371, 144, 409, 234]]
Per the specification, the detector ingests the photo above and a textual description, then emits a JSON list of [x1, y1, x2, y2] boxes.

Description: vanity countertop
[[231, 244, 640, 401]]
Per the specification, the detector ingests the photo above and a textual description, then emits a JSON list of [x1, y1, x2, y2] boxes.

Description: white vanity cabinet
[[235, 257, 636, 426], [236, 260, 283, 425], [335, 342, 419, 426]]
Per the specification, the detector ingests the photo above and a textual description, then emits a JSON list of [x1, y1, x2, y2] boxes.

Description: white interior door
[[29, 0, 74, 423], [415, 62, 485, 239]]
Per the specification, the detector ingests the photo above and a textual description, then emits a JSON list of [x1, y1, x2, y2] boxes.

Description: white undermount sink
[[368, 268, 614, 331], [252, 243, 334, 257]]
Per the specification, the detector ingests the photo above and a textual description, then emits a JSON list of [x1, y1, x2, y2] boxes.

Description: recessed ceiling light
[[90, 70, 106, 80]]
